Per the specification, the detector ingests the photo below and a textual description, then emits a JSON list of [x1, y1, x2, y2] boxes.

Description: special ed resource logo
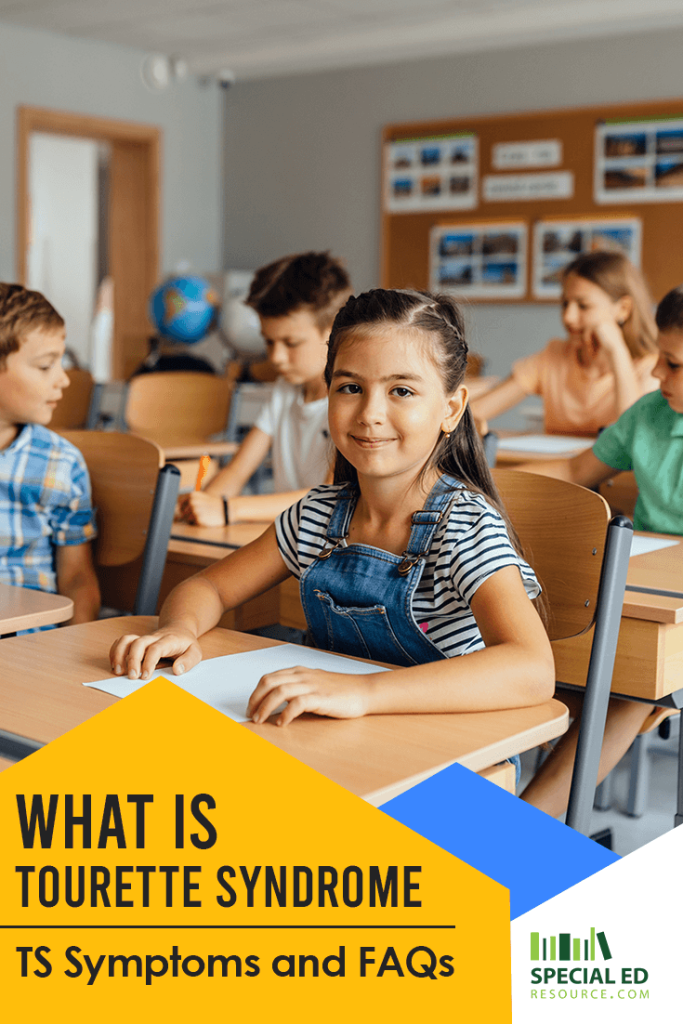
[[529, 928, 649, 1003]]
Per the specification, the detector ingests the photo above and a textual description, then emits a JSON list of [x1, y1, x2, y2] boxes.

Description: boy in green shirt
[[520, 283, 683, 818]]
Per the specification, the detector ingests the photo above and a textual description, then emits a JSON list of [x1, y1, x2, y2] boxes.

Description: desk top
[[624, 532, 683, 624], [0, 583, 73, 634], [168, 522, 266, 567], [170, 521, 266, 549], [0, 615, 568, 805], [495, 431, 594, 464], [163, 441, 239, 460]]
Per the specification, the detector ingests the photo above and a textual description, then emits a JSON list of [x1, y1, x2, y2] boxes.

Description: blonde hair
[[563, 251, 657, 359]]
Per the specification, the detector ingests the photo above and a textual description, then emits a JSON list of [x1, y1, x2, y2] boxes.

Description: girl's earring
[[441, 426, 452, 437]]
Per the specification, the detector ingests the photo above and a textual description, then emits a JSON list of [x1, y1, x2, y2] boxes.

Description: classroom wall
[[0, 20, 223, 284], [222, 27, 683, 423]]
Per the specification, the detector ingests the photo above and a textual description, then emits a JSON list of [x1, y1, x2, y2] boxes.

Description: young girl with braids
[[110, 290, 553, 727]]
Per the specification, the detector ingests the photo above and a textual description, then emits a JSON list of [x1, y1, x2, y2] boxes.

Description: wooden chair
[[492, 468, 633, 834], [50, 369, 95, 429], [599, 471, 638, 520], [124, 372, 235, 449], [60, 431, 180, 615]]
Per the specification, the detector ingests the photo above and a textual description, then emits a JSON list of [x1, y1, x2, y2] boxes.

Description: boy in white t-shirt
[[179, 252, 351, 526]]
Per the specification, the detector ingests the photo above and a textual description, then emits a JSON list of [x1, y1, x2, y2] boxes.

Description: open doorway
[[17, 107, 160, 380]]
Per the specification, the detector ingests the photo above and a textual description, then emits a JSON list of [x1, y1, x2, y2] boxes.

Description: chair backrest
[[60, 431, 180, 614], [599, 470, 638, 520], [50, 369, 94, 429], [492, 468, 611, 641], [125, 372, 233, 446]]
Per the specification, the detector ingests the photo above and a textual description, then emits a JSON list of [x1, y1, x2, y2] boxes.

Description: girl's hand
[[178, 492, 226, 527], [589, 319, 628, 357], [109, 627, 203, 680], [247, 667, 375, 726]]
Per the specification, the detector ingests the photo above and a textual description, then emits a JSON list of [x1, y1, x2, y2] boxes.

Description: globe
[[149, 275, 219, 344]]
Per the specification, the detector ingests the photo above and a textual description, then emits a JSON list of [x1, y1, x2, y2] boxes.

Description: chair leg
[[566, 517, 633, 835], [626, 733, 651, 818], [594, 771, 614, 811]]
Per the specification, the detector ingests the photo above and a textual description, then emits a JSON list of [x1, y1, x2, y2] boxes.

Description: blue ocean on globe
[[149, 275, 218, 343]]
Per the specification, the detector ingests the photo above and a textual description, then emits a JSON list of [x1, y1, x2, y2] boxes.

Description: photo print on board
[[385, 134, 478, 212], [430, 221, 527, 299], [595, 119, 683, 203], [532, 216, 642, 298]]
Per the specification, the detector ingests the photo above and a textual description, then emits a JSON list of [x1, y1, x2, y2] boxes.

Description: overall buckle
[[317, 538, 344, 560]]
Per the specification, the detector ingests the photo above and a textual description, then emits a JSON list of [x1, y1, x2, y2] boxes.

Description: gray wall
[[0, 20, 223, 283], [223, 28, 683, 424]]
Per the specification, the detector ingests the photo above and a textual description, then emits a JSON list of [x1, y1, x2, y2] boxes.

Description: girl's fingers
[[172, 641, 203, 676], [123, 635, 167, 679], [276, 693, 315, 726], [247, 667, 305, 716], [109, 634, 143, 674], [250, 678, 312, 723]]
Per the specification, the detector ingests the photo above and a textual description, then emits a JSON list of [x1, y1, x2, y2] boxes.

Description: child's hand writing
[[247, 667, 375, 726], [109, 627, 203, 680], [178, 492, 226, 527]]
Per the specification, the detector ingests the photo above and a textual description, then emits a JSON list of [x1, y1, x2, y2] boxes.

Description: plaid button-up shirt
[[0, 424, 96, 594]]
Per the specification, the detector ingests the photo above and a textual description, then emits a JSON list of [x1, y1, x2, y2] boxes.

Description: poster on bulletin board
[[595, 117, 683, 204], [532, 215, 642, 298], [384, 133, 478, 212], [430, 221, 527, 298]]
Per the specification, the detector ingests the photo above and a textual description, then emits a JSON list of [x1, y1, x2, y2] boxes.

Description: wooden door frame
[[16, 106, 161, 379]]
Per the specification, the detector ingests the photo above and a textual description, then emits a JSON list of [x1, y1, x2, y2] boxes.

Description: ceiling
[[1, 0, 683, 81]]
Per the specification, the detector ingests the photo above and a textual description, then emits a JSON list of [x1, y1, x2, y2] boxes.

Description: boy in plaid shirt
[[0, 284, 100, 624]]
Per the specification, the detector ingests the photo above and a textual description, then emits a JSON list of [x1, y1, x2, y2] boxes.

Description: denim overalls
[[300, 474, 462, 665], [299, 473, 521, 784]]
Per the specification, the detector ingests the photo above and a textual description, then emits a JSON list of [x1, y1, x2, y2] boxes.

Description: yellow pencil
[[194, 454, 211, 491]]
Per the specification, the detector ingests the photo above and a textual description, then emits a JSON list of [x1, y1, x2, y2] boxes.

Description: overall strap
[[325, 487, 357, 540], [315, 487, 357, 560], [399, 475, 462, 571]]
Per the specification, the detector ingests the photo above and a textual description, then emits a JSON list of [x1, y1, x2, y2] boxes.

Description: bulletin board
[[381, 98, 683, 303]]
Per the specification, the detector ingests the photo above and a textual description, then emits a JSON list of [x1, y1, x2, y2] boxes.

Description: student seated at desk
[[178, 251, 351, 526], [0, 284, 100, 625], [471, 251, 658, 436], [518, 283, 683, 817], [111, 289, 554, 743]]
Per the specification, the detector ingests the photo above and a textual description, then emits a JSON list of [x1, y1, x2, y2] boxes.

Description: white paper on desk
[[497, 434, 590, 455], [83, 644, 388, 723], [630, 535, 680, 558]]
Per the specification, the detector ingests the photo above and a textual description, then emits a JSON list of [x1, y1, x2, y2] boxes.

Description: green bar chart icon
[[530, 928, 612, 961]]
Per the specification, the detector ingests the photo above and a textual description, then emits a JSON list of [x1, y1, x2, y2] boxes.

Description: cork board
[[381, 98, 683, 303]]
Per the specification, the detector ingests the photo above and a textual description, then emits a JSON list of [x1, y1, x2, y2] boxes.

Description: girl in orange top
[[471, 251, 658, 436]]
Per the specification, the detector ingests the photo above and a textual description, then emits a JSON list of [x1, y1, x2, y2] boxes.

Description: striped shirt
[[276, 482, 540, 659], [0, 424, 96, 593]]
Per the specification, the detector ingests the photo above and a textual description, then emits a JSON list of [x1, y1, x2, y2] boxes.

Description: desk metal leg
[[676, 722, 683, 828]]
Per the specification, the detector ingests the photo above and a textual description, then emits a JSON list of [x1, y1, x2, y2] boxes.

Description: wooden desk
[[163, 441, 239, 460], [553, 533, 683, 702], [0, 583, 73, 634], [0, 616, 567, 804], [170, 521, 266, 552], [164, 522, 280, 631], [495, 431, 593, 466]]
